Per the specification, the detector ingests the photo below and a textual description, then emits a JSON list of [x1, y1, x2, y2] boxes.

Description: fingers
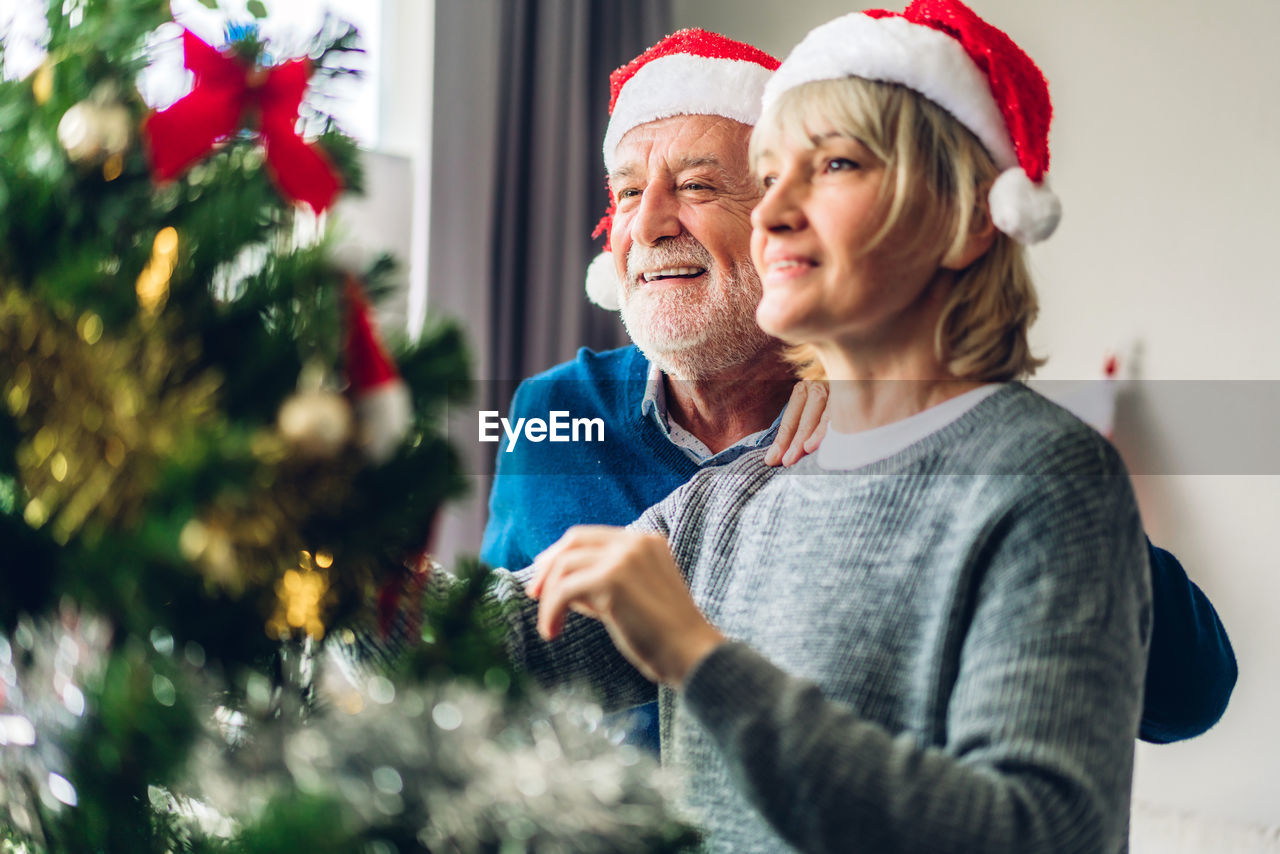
[[802, 406, 830, 454], [527, 525, 620, 600], [524, 529, 723, 686], [536, 559, 607, 640], [781, 380, 829, 465], [766, 381, 811, 466], [528, 526, 625, 639]]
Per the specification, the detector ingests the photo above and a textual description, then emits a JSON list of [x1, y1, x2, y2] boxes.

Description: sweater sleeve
[[331, 562, 655, 714], [489, 567, 658, 713], [680, 460, 1152, 854], [1139, 540, 1237, 743]]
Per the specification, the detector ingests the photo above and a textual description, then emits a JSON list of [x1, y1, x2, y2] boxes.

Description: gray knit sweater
[[497, 383, 1152, 854]]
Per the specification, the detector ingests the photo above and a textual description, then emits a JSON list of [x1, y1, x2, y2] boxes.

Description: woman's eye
[[824, 157, 859, 173], [759, 175, 777, 189], [616, 188, 640, 201], [680, 182, 710, 192]]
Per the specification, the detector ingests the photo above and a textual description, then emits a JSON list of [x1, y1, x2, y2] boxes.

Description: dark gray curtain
[[428, 0, 671, 562], [489, 0, 672, 387]]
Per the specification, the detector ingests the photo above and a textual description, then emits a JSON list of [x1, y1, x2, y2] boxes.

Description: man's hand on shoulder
[[765, 379, 830, 467]]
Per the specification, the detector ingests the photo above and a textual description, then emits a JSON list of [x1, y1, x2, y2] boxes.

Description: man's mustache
[[625, 236, 715, 287]]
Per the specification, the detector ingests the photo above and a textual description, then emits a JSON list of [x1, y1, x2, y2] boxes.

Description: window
[[0, 0, 46, 80], [1, 0, 382, 147]]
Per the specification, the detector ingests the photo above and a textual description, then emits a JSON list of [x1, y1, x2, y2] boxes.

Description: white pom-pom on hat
[[989, 167, 1061, 245], [585, 251, 622, 310]]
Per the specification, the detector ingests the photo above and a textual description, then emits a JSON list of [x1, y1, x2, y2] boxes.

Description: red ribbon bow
[[144, 30, 342, 213]]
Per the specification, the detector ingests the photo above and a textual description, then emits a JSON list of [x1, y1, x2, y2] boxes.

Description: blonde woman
[[517, 3, 1150, 851]]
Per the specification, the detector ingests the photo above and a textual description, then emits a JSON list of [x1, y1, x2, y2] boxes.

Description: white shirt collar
[[640, 362, 778, 464], [816, 384, 1001, 471]]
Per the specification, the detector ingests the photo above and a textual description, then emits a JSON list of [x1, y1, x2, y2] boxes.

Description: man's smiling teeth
[[642, 266, 705, 282]]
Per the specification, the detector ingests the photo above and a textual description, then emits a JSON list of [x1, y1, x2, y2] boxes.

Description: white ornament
[[278, 389, 354, 458], [57, 100, 131, 165]]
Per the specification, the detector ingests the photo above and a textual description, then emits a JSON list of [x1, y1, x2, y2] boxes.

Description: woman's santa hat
[[585, 29, 780, 310], [762, 0, 1061, 245], [345, 276, 412, 464]]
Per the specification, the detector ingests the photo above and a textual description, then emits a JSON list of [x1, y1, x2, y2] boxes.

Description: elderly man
[[479, 29, 1235, 750]]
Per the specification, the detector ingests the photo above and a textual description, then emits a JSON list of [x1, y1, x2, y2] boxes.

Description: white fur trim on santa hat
[[585, 251, 622, 310], [354, 379, 412, 464], [989, 167, 1061, 244], [603, 54, 774, 172], [763, 14, 1018, 172]]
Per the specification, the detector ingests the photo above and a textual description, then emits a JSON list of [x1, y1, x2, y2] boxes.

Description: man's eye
[[759, 175, 777, 189], [616, 188, 641, 201], [824, 157, 859, 173], [680, 182, 711, 192]]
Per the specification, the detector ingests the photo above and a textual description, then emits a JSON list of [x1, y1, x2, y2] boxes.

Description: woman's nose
[[751, 175, 806, 234]]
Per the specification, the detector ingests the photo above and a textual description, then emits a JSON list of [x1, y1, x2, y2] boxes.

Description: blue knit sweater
[[480, 345, 1236, 744], [481, 345, 757, 571]]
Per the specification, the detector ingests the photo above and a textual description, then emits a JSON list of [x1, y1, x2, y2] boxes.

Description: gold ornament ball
[[57, 100, 132, 165], [32, 60, 55, 105], [277, 389, 354, 458]]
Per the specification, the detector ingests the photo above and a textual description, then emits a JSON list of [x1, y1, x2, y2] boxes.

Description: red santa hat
[[761, 0, 1061, 245], [585, 29, 780, 310], [345, 276, 412, 463]]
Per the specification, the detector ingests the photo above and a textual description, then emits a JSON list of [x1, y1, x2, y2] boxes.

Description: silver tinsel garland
[[4, 614, 694, 852], [167, 648, 693, 852], [0, 608, 109, 847]]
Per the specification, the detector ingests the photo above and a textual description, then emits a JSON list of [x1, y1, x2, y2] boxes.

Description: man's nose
[[632, 187, 682, 247]]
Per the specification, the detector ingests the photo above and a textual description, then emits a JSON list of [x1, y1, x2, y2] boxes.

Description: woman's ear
[[941, 191, 997, 270]]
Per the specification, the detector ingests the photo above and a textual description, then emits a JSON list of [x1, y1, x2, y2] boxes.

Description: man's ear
[[941, 191, 998, 271]]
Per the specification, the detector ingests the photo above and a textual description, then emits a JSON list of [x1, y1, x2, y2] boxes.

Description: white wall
[[375, 0, 434, 338], [675, 0, 1280, 832]]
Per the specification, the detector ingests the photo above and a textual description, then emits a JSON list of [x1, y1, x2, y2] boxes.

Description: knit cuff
[[681, 640, 790, 727]]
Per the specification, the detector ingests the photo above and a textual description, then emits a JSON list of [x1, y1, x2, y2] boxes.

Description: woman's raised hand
[[527, 526, 725, 687]]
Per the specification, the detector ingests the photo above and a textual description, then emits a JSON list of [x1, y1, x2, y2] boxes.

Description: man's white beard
[[619, 236, 772, 381]]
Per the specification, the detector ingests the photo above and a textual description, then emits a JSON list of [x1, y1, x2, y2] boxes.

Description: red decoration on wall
[[144, 30, 342, 213]]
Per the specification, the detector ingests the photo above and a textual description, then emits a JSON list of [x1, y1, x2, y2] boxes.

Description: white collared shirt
[[640, 364, 780, 464]]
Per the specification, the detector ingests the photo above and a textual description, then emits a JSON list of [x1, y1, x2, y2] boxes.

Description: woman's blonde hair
[[749, 77, 1044, 382]]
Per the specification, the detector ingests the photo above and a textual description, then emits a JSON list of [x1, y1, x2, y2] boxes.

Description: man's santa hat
[[345, 276, 412, 463], [584, 29, 780, 310], [762, 0, 1061, 245]]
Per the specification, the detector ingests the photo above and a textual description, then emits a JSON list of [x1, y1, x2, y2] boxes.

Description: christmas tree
[[0, 3, 695, 851]]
